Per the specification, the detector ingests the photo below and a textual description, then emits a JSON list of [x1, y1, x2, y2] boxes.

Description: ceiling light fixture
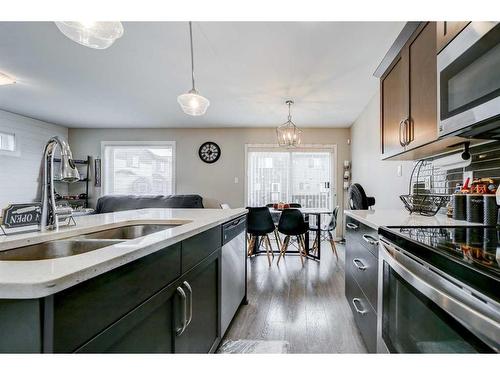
[[177, 22, 210, 116], [0, 72, 16, 86], [55, 21, 124, 49], [276, 100, 302, 147]]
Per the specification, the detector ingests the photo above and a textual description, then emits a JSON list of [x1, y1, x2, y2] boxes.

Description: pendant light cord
[[189, 21, 196, 91]]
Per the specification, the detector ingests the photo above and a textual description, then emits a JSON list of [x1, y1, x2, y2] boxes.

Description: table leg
[[317, 214, 321, 260], [305, 213, 310, 255]]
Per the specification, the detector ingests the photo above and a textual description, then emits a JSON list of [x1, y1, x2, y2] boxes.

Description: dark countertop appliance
[[377, 225, 500, 353]]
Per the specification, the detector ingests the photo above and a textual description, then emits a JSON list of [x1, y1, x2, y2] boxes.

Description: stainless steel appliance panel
[[221, 216, 246, 336], [377, 238, 500, 353], [438, 22, 500, 138]]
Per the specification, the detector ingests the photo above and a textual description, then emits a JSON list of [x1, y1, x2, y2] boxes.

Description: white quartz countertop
[[344, 209, 484, 230], [0, 208, 247, 299]]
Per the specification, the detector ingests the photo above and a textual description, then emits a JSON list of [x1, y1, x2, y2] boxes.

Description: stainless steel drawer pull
[[352, 258, 367, 270], [346, 223, 358, 230], [183, 281, 193, 327], [175, 286, 187, 336], [362, 234, 379, 246], [352, 298, 367, 315]]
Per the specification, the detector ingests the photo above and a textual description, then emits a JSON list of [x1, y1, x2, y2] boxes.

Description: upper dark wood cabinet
[[436, 21, 470, 53], [407, 22, 437, 150], [381, 56, 408, 156], [380, 22, 439, 159]]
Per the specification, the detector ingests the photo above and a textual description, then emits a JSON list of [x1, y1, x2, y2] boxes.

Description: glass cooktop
[[379, 226, 500, 302], [396, 226, 500, 278]]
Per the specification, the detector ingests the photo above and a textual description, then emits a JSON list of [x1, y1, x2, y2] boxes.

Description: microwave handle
[[379, 240, 500, 352]]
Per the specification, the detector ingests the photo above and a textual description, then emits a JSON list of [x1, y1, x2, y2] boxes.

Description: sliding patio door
[[246, 146, 335, 209]]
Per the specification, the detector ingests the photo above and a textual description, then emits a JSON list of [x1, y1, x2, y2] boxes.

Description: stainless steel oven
[[377, 238, 500, 353], [438, 22, 500, 139]]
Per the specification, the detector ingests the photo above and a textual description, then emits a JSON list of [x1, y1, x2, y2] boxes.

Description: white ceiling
[[0, 21, 403, 128]]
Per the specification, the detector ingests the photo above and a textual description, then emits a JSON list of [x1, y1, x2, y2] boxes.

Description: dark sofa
[[95, 194, 204, 214]]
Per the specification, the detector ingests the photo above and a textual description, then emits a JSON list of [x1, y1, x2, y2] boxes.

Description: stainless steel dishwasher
[[221, 215, 247, 337]]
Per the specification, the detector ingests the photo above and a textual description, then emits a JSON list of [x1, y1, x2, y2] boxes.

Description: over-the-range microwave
[[438, 22, 500, 140]]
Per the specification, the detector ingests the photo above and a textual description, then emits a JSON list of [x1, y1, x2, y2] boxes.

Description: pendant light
[[55, 22, 124, 49], [177, 22, 210, 116], [276, 100, 302, 147]]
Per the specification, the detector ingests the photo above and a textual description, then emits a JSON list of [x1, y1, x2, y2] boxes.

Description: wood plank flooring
[[220, 241, 367, 353]]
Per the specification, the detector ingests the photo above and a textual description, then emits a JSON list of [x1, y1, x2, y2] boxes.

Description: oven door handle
[[378, 240, 500, 352]]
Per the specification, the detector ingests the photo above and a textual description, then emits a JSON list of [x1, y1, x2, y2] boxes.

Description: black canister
[[466, 194, 484, 223], [483, 195, 498, 225], [452, 194, 466, 221]]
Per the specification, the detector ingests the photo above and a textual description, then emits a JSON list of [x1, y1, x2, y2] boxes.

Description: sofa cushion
[[95, 194, 204, 214]]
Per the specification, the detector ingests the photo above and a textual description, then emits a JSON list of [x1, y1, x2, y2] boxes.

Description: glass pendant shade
[[178, 22, 210, 116], [276, 100, 302, 147], [55, 21, 124, 49], [177, 89, 210, 116]]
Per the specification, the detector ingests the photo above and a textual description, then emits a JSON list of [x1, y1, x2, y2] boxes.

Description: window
[[0, 131, 15, 152], [246, 145, 335, 209], [102, 141, 175, 196]]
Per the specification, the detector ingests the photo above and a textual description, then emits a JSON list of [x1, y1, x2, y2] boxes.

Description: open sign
[[1, 203, 42, 228]]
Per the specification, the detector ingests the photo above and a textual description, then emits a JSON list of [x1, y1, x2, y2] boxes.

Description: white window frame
[[101, 141, 176, 196], [244, 143, 337, 208]]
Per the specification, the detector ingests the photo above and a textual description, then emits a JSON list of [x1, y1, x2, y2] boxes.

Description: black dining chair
[[309, 206, 339, 260], [277, 209, 309, 265], [246, 207, 277, 266]]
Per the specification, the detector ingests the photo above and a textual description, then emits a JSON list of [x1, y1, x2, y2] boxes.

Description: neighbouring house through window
[[246, 145, 336, 209], [102, 141, 175, 196]]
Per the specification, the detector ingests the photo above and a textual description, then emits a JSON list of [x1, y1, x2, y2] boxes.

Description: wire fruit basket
[[400, 194, 450, 216], [400, 160, 451, 216]]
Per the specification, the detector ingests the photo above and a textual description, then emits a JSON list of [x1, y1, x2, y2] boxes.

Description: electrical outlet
[[234, 177, 239, 184], [397, 165, 402, 177]]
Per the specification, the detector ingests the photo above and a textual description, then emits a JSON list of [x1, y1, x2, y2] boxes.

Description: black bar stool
[[277, 208, 309, 265], [246, 207, 276, 266]]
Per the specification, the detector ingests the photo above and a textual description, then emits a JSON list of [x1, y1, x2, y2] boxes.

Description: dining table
[[252, 207, 332, 261]]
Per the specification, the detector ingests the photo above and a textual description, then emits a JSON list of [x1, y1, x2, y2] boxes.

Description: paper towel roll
[[432, 152, 471, 170]]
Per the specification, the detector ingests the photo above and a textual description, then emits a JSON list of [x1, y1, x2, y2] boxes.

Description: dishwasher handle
[[222, 216, 246, 245]]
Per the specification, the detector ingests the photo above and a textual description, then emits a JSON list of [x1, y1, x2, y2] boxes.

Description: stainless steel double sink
[[0, 224, 180, 261]]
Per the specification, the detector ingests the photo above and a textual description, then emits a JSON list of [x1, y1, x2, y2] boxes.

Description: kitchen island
[[0, 208, 247, 353]]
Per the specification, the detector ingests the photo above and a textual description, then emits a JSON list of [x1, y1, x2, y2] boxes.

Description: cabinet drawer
[[345, 275, 377, 353], [53, 243, 181, 353], [346, 239, 379, 312], [182, 226, 221, 273], [76, 283, 178, 353], [345, 217, 379, 258]]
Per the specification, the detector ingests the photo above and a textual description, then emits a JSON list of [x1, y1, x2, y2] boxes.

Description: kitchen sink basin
[[0, 239, 124, 261], [78, 224, 179, 240]]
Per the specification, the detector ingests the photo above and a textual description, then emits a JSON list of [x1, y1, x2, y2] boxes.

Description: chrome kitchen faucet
[[40, 136, 80, 231]]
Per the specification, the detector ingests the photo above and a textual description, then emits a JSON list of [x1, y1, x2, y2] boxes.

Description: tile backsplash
[[412, 141, 500, 195]]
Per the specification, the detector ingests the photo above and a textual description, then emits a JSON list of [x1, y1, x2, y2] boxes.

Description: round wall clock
[[198, 142, 221, 164]]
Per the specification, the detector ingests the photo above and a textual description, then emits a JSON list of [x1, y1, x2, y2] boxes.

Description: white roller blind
[[103, 142, 175, 196], [247, 146, 334, 209]]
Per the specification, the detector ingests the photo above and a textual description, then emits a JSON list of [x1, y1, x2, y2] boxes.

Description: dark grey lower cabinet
[[174, 251, 220, 353], [76, 284, 177, 353], [345, 217, 379, 353], [76, 249, 221, 353]]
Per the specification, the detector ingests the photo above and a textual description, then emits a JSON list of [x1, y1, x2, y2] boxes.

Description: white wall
[[69, 127, 351, 236], [350, 92, 414, 209], [0, 110, 68, 209]]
